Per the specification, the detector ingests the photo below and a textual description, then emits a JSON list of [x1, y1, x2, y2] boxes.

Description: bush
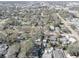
[[18, 38, 34, 57], [6, 18, 22, 26], [67, 42, 79, 57]]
